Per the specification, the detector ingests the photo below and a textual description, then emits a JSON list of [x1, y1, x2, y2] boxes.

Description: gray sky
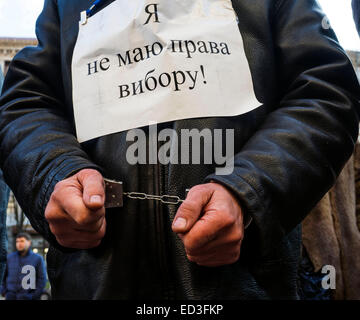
[[0, 0, 43, 38], [0, 0, 359, 51]]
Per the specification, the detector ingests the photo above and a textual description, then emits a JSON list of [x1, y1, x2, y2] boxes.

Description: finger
[[186, 237, 242, 261], [46, 195, 104, 233], [184, 224, 243, 256], [182, 207, 238, 252], [78, 169, 105, 210], [187, 244, 241, 267], [191, 256, 239, 267], [49, 213, 105, 234], [73, 213, 105, 232], [54, 219, 106, 249], [46, 205, 92, 235], [55, 237, 102, 250], [60, 189, 104, 226], [172, 184, 213, 234], [56, 218, 106, 241], [49, 176, 105, 227], [45, 198, 69, 224]]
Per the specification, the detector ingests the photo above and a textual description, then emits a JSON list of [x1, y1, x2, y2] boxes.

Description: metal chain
[[123, 192, 185, 205]]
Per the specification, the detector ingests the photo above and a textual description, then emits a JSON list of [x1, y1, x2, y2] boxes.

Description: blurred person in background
[[0, 233, 47, 300]]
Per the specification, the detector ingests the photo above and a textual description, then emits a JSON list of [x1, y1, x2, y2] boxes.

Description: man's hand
[[172, 182, 244, 267], [45, 169, 106, 249]]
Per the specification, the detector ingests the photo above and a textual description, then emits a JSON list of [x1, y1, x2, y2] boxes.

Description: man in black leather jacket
[[0, 0, 359, 300]]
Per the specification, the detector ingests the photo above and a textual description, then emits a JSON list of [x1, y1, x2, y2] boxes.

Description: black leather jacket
[[0, 0, 359, 299]]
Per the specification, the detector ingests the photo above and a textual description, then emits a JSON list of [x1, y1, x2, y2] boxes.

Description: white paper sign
[[71, 0, 260, 143]]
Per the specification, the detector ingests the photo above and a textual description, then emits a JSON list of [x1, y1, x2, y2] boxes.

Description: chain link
[[123, 192, 185, 205]]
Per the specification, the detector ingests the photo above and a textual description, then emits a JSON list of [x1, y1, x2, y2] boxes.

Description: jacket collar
[[17, 248, 32, 257]]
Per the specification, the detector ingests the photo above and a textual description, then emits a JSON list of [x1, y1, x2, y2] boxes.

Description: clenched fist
[[45, 169, 106, 249], [172, 182, 244, 267]]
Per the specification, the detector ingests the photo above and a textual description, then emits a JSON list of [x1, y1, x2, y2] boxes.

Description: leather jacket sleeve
[[205, 0, 360, 256], [0, 0, 102, 248]]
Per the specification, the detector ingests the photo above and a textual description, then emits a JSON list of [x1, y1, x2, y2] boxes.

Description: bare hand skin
[[172, 182, 244, 267], [45, 169, 106, 249]]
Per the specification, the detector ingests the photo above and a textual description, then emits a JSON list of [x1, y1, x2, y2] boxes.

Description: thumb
[[172, 184, 213, 234], [77, 169, 105, 210]]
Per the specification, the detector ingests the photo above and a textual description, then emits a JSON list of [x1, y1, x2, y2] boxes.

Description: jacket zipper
[[154, 132, 175, 299]]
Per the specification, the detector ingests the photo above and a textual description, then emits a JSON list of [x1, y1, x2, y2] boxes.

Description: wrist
[[208, 180, 253, 229]]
